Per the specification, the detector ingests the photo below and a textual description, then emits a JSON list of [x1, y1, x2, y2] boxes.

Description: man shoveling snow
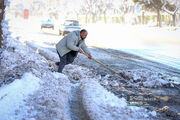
[[56, 29, 92, 73]]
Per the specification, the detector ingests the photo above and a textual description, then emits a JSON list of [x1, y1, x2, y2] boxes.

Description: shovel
[[82, 52, 128, 79]]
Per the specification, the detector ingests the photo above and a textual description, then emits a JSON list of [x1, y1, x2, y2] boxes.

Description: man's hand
[[88, 55, 92, 59], [78, 49, 83, 53]]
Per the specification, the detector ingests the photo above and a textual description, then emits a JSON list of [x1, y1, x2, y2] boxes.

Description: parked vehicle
[[59, 20, 81, 36], [41, 19, 54, 30]]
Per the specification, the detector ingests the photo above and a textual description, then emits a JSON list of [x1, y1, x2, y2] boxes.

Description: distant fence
[[78, 14, 180, 26]]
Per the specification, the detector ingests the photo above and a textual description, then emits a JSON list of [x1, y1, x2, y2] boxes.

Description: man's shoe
[[55, 62, 60, 66]]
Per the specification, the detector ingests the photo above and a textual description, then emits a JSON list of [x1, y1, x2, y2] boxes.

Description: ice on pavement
[[120, 49, 180, 71]]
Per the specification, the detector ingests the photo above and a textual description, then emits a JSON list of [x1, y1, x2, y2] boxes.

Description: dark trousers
[[56, 50, 78, 73]]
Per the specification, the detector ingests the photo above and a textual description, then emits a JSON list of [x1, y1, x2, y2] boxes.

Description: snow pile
[[118, 69, 174, 88], [0, 37, 51, 86], [0, 38, 71, 119], [64, 64, 93, 80], [0, 18, 54, 86], [0, 19, 71, 119], [81, 79, 157, 120], [23, 72, 71, 120], [0, 72, 41, 120]]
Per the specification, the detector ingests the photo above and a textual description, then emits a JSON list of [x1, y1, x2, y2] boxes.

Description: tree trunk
[[0, 0, 5, 48], [85, 14, 88, 23], [172, 14, 176, 26], [103, 11, 107, 24], [92, 13, 96, 23], [121, 15, 125, 24], [76, 13, 79, 21], [178, 13, 180, 25], [142, 11, 145, 24], [157, 9, 162, 27]]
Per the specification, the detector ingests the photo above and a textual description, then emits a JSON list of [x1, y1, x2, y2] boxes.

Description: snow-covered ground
[[1, 11, 180, 119], [0, 34, 158, 119], [0, 72, 41, 119], [0, 17, 161, 119], [0, 18, 71, 119]]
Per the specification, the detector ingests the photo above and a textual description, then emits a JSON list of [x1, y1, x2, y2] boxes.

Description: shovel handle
[[82, 52, 120, 75]]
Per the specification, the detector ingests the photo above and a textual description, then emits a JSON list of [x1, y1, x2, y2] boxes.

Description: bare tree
[[80, 4, 90, 23], [112, 0, 125, 23], [162, 0, 179, 26], [30, 0, 46, 16], [133, 0, 165, 27], [0, 0, 5, 48], [112, 0, 138, 24], [97, 0, 112, 23], [133, 0, 180, 27], [85, 0, 99, 23], [81, 0, 111, 23]]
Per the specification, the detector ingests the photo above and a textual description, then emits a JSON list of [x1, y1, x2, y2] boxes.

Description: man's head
[[80, 29, 88, 40]]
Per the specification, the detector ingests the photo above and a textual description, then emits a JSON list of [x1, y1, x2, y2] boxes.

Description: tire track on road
[[68, 83, 90, 120]]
